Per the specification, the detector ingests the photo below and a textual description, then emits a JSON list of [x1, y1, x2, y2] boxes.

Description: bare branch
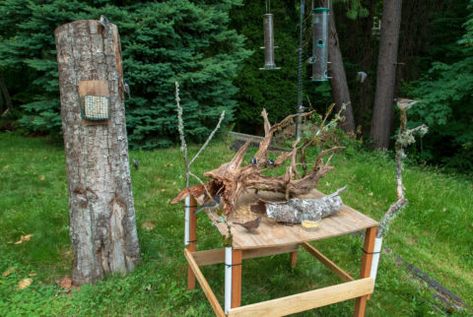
[[377, 102, 428, 238], [175, 81, 190, 187], [188, 110, 225, 167]]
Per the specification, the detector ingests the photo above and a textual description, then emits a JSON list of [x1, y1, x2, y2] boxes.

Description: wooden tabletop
[[206, 189, 378, 250]]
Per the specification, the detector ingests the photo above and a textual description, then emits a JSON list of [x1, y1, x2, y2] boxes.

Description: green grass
[[0, 132, 472, 316]]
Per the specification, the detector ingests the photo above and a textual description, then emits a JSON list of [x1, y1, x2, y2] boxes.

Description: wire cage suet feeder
[[311, 7, 330, 81], [80, 95, 110, 121], [260, 13, 280, 70]]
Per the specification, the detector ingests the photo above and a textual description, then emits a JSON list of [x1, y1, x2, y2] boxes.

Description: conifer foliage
[[0, 0, 250, 148]]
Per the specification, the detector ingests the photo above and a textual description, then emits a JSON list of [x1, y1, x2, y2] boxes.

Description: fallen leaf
[[58, 276, 72, 289], [141, 221, 156, 231], [18, 278, 32, 289], [28, 272, 37, 277], [14, 234, 33, 245], [38, 175, 45, 181], [2, 267, 15, 277]]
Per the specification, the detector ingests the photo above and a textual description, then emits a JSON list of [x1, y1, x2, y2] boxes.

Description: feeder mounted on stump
[[55, 18, 140, 285]]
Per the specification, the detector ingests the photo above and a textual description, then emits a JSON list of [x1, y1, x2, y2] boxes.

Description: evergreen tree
[[0, 0, 249, 148]]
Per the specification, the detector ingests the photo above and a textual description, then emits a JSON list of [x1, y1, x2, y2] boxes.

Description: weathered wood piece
[[55, 19, 139, 284], [179, 109, 334, 215], [265, 187, 345, 224]]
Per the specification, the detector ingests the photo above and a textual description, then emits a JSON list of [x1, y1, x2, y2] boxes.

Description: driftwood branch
[[201, 109, 338, 215], [377, 99, 428, 238]]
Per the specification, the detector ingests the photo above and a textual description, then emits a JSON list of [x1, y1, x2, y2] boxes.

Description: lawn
[[0, 132, 472, 316]]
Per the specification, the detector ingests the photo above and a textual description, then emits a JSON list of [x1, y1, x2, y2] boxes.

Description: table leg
[[290, 250, 298, 269], [354, 226, 377, 317], [231, 249, 243, 308], [186, 195, 197, 290]]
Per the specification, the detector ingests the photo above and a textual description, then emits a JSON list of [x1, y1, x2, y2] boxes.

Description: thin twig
[[175, 81, 190, 188], [188, 111, 225, 167]]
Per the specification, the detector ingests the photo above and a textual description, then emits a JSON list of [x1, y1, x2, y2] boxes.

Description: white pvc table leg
[[224, 246, 233, 313], [370, 237, 383, 282], [184, 195, 190, 246]]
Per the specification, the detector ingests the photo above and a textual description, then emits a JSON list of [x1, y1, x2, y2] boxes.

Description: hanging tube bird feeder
[[260, 13, 280, 70], [311, 7, 330, 81]]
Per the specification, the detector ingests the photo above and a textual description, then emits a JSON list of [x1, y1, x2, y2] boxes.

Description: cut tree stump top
[[205, 189, 378, 250]]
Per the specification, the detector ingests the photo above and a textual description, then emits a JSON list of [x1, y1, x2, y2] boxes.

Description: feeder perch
[[260, 13, 280, 70], [311, 7, 330, 82]]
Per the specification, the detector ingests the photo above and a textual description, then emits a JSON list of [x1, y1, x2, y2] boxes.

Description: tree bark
[[55, 20, 140, 285], [265, 187, 344, 224], [370, 0, 403, 149], [327, 1, 355, 133], [0, 74, 12, 112]]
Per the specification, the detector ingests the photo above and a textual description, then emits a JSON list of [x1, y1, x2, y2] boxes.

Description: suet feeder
[[260, 13, 280, 70], [78, 80, 111, 122], [81, 95, 110, 121], [311, 7, 330, 82]]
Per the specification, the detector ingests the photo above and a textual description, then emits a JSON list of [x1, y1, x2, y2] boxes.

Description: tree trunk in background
[[55, 20, 140, 285], [370, 0, 403, 149], [327, 1, 355, 133], [0, 74, 12, 112]]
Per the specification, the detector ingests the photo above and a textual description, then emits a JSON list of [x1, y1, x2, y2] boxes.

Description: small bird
[[267, 159, 275, 167], [133, 159, 139, 170], [124, 79, 131, 98], [395, 98, 418, 110], [195, 195, 221, 214], [99, 15, 111, 35], [234, 217, 261, 232], [357, 71, 368, 83], [99, 15, 110, 28], [251, 157, 257, 165]]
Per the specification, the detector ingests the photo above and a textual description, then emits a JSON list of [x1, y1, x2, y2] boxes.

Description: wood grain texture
[[228, 278, 374, 317], [184, 249, 225, 317], [78, 80, 109, 96], [290, 251, 298, 269], [354, 226, 378, 316], [206, 189, 378, 249], [302, 242, 353, 282], [231, 249, 243, 308], [187, 196, 197, 290], [55, 20, 139, 284], [192, 244, 299, 267]]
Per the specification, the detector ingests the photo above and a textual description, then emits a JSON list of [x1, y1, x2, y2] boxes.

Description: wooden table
[[183, 189, 379, 317]]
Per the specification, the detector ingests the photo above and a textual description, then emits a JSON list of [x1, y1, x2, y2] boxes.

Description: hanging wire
[[266, 0, 271, 13]]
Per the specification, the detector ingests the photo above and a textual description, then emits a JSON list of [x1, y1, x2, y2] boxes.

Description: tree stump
[[55, 20, 140, 285]]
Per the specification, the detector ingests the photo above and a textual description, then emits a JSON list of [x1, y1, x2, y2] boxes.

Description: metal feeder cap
[[313, 7, 330, 13]]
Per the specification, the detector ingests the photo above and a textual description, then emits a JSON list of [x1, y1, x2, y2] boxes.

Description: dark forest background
[[0, 0, 471, 171]]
